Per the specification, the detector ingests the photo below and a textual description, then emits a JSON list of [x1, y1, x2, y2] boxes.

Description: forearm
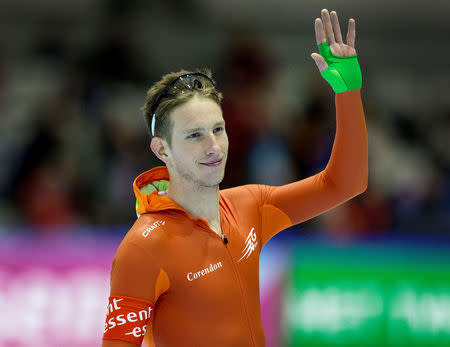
[[324, 88, 368, 196], [263, 88, 367, 226]]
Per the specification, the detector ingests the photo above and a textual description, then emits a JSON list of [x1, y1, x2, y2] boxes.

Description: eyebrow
[[183, 121, 225, 134]]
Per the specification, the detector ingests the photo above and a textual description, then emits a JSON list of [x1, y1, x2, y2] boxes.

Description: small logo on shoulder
[[142, 220, 165, 238], [237, 227, 258, 263]]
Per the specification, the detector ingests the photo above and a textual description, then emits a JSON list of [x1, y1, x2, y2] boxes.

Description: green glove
[[318, 40, 362, 93]]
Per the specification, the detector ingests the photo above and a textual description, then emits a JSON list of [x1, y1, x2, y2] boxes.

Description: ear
[[150, 137, 170, 164]]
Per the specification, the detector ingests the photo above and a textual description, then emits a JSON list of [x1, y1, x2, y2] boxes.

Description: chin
[[200, 171, 225, 187]]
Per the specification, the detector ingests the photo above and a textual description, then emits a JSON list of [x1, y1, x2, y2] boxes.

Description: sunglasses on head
[[150, 73, 216, 136]]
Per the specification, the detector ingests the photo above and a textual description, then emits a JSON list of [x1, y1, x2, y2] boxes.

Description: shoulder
[[219, 185, 273, 224], [110, 216, 171, 299], [220, 184, 272, 206], [113, 213, 173, 264], [112, 213, 172, 270], [124, 213, 171, 244]]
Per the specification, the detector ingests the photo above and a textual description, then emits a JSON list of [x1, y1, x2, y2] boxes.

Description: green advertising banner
[[282, 242, 450, 346]]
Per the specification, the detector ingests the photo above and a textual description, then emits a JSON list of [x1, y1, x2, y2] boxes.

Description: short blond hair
[[142, 68, 223, 146]]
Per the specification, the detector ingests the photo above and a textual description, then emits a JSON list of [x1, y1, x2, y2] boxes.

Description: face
[[162, 95, 228, 189]]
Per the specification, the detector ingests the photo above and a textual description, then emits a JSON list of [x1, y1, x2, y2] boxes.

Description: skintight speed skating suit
[[102, 89, 367, 347]]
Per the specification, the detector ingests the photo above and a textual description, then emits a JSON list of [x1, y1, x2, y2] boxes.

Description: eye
[[187, 132, 201, 139], [213, 126, 224, 134]]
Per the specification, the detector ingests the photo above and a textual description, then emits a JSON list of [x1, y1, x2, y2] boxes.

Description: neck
[[167, 176, 220, 227]]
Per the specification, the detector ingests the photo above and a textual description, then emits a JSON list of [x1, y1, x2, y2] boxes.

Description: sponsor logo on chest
[[186, 261, 223, 282]]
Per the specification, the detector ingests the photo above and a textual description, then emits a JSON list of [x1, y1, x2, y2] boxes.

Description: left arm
[[255, 9, 367, 246], [263, 87, 367, 225]]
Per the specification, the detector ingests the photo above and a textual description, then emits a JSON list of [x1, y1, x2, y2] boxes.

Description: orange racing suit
[[102, 89, 367, 346]]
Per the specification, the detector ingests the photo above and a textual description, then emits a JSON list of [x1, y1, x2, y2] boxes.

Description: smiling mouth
[[200, 159, 223, 167]]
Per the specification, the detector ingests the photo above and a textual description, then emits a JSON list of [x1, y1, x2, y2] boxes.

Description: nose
[[205, 132, 221, 157]]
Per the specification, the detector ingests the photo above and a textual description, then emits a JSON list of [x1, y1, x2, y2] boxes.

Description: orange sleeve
[[103, 241, 170, 346], [247, 89, 368, 246]]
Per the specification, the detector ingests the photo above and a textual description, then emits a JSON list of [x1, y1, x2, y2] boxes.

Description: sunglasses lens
[[151, 73, 216, 126], [170, 75, 209, 95], [193, 79, 202, 88]]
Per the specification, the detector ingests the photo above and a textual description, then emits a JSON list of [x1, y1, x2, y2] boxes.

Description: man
[[102, 8, 367, 347]]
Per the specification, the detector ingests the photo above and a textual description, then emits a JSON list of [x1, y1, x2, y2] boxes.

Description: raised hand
[[311, 9, 356, 72]]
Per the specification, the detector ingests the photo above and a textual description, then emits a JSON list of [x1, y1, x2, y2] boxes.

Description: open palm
[[312, 9, 357, 72]]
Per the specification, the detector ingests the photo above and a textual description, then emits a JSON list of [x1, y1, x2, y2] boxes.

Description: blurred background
[[0, 0, 449, 346]]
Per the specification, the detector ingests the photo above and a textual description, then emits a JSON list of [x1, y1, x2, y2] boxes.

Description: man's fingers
[[314, 18, 326, 44], [321, 9, 335, 45], [311, 53, 328, 73], [330, 11, 343, 44], [346, 18, 356, 48]]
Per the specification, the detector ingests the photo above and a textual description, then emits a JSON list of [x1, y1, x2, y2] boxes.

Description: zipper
[[198, 219, 257, 347], [223, 242, 257, 347]]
